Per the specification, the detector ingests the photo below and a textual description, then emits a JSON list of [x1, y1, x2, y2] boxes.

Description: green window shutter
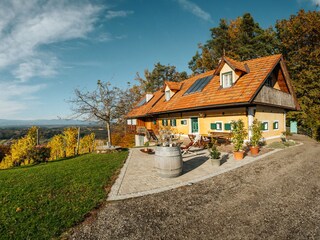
[[273, 122, 276, 129], [261, 122, 268, 130], [162, 119, 168, 126], [225, 123, 231, 130], [210, 123, 217, 130], [172, 119, 176, 126], [260, 123, 264, 130], [153, 120, 157, 125]]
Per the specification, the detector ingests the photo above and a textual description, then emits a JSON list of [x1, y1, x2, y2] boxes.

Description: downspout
[[247, 106, 255, 142]]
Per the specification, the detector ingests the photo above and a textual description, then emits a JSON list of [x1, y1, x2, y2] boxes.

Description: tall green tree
[[189, 13, 279, 73], [276, 10, 320, 139], [136, 62, 188, 93]]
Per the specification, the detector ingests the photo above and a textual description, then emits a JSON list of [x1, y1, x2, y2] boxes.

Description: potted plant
[[209, 144, 221, 167], [250, 119, 262, 155], [231, 119, 247, 160]]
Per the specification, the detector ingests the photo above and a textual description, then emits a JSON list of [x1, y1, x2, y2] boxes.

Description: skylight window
[[136, 98, 146, 107], [184, 75, 212, 95]]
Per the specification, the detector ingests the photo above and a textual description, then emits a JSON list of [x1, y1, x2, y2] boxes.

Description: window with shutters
[[162, 119, 168, 126], [170, 119, 177, 127], [181, 120, 187, 125], [210, 122, 223, 131], [261, 122, 269, 131], [273, 121, 279, 130]]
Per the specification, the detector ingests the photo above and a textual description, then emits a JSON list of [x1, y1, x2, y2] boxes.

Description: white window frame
[[127, 119, 132, 125], [273, 120, 279, 130], [131, 119, 137, 125], [262, 121, 269, 132], [222, 72, 233, 88], [165, 90, 170, 101], [215, 121, 223, 132]]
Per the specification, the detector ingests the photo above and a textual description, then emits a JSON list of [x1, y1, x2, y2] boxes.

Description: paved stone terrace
[[107, 145, 300, 201]]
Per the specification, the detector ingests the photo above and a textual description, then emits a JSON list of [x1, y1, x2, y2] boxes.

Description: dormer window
[[222, 71, 233, 88], [165, 90, 170, 101]]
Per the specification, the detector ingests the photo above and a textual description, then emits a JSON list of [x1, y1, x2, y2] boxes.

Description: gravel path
[[68, 135, 320, 239]]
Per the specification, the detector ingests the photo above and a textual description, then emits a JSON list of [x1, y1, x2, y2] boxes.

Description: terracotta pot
[[233, 151, 244, 160], [250, 146, 259, 155]]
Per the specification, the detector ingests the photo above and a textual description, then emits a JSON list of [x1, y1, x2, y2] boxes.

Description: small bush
[[209, 145, 221, 159], [0, 145, 11, 162], [231, 119, 248, 152], [27, 145, 51, 163]]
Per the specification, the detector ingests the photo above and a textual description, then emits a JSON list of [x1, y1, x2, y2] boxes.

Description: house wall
[[157, 107, 248, 136], [255, 105, 286, 142]]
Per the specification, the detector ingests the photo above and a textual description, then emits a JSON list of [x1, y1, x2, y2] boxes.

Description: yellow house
[[126, 54, 299, 145]]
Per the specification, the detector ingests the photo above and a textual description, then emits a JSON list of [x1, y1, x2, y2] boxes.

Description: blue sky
[[0, 0, 318, 120]]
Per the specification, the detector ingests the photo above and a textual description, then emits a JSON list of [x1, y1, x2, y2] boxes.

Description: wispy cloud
[[0, 82, 46, 117], [0, 0, 104, 118], [12, 57, 58, 82], [176, 0, 212, 22], [0, 1, 102, 73], [106, 10, 134, 19], [311, 0, 320, 5]]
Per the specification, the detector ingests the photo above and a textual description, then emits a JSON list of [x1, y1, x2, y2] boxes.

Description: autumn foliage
[[0, 126, 96, 169]]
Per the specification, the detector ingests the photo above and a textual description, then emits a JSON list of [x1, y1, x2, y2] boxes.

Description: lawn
[[0, 151, 128, 240]]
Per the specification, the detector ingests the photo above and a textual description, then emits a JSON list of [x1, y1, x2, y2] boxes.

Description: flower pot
[[233, 151, 244, 160], [211, 158, 221, 167], [250, 146, 259, 155]]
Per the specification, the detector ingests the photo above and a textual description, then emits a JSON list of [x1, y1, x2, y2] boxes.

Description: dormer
[[215, 56, 248, 88], [146, 93, 153, 102], [164, 81, 182, 101]]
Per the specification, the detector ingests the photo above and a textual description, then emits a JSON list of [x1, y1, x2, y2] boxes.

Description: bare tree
[[69, 80, 122, 147]]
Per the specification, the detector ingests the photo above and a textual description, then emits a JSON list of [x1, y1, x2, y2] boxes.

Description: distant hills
[[0, 119, 98, 127]]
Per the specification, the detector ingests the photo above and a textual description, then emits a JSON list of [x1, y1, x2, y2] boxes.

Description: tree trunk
[[106, 121, 112, 147]]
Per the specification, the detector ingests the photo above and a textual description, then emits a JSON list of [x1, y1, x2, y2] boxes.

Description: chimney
[[146, 93, 153, 102]]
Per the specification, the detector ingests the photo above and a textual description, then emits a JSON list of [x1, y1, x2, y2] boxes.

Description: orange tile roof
[[165, 81, 183, 91], [127, 54, 286, 118], [223, 56, 248, 73]]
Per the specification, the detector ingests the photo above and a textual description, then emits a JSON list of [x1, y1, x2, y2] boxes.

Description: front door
[[191, 117, 199, 133]]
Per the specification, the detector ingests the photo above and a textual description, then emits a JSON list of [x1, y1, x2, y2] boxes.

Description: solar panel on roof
[[184, 75, 212, 95], [136, 98, 146, 107]]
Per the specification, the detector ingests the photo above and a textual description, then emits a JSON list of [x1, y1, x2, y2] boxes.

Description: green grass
[[267, 140, 296, 149], [0, 151, 128, 240]]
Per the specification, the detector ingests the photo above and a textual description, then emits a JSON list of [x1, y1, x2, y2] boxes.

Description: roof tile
[[127, 54, 283, 117]]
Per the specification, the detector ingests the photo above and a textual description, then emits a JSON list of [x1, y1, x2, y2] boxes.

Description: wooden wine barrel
[[154, 146, 183, 178]]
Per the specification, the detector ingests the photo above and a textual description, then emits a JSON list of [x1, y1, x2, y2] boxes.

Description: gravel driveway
[[68, 135, 320, 239]]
